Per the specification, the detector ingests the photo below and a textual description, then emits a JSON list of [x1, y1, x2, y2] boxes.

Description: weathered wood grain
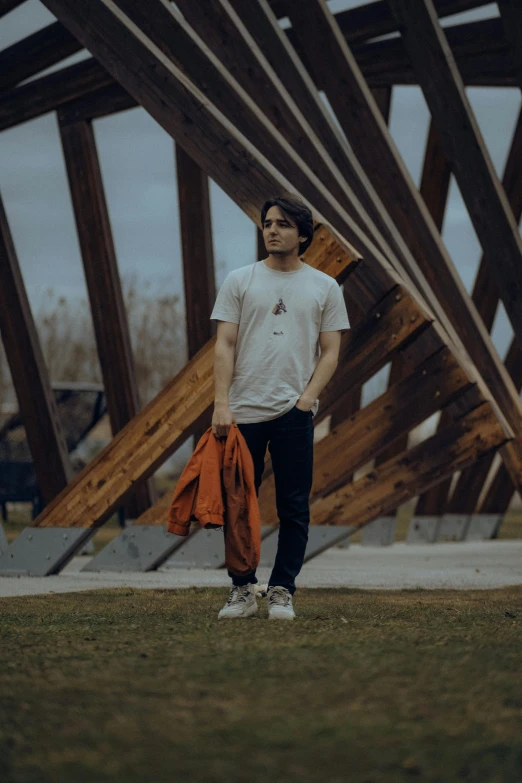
[[259, 346, 473, 524], [309, 402, 508, 528]]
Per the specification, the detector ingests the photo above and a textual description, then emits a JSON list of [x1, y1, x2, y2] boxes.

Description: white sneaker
[[267, 586, 296, 620], [218, 584, 258, 619]]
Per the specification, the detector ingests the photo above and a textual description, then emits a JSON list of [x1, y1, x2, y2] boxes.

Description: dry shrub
[[0, 278, 187, 409]]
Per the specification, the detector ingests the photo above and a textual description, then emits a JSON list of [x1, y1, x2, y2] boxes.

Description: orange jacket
[[167, 425, 261, 577]]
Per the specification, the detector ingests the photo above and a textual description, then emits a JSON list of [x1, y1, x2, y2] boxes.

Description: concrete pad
[[0, 540, 520, 597], [361, 517, 396, 546], [407, 516, 440, 544]]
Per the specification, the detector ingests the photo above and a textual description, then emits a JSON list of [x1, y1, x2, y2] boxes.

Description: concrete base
[[465, 515, 502, 541], [407, 516, 440, 544], [82, 526, 185, 573], [304, 526, 355, 561], [437, 514, 469, 542], [0, 527, 93, 576], [258, 525, 355, 568], [361, 517, 396, 547], [0, 523, 8, 556], [161, 529, 225, 569]]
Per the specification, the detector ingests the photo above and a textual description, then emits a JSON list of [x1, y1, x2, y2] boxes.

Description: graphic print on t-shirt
[[272, 297, 287, 315]]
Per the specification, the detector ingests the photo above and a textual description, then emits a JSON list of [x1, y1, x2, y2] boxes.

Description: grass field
[[1, 586, 521, 783]]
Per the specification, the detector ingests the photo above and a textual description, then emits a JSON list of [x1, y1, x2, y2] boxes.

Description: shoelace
[[269, 587, 291, 606], [227, 586, 250, 605]]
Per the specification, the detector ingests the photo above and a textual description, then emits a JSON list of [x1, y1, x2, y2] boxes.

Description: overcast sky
[[1, 0, 520, 363]]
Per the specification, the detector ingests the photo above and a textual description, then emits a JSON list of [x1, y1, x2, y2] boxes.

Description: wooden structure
[[0, 0, 521, 573]]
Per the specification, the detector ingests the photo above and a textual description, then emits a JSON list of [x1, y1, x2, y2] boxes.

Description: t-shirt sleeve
[[320, 281, 351, 332], [210, 273, 241, 324]]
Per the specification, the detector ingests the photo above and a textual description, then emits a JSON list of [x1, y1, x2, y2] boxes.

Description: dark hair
[[261, 194, 314, 254]]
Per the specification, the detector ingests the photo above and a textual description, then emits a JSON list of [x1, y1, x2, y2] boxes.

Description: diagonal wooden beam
[[0, 58, 112, 132], [0, 18, 512, 132], [58, 117, 154, 516], [0, 21, 82, 93], [497, 0, 522, 91], [286, 0, 522, 495], [0, 0, 25, 16], [0, 194, 74, 503], [387, 0, 522, 348], [259, 345, 473, 524], [309, 402, 508, 528], [330, 0, 492, 46]]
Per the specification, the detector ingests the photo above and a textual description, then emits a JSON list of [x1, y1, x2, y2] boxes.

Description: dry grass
[[0, 586, 521, 783]]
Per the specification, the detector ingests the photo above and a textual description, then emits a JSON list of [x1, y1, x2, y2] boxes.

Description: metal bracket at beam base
[[81, 525, 186, 572], [361, 517, 396, 547], [464, 515, 502, 541], [407, 516, 441, 543], [0, 527, 93, 576]]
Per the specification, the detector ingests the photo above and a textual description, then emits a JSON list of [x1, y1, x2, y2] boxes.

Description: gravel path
[[0, 540, 520, 597]]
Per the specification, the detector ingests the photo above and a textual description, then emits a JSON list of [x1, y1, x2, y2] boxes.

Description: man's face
[[262, 206, 304, 256]]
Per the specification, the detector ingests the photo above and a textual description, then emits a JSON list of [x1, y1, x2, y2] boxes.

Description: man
[[211, 194, 350, 620]]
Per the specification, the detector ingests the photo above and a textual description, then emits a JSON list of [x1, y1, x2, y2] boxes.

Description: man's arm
[[212, 320, 239, 437], [296, 330, 343, 411]]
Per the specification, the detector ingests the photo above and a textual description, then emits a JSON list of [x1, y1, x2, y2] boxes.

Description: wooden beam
[[341, 18, 513, 88], [0, 0, 26, 17], [259, 345, 473, 524], [388, 0, 522, 349], [118, 0, 407, 278], [497, 0, 522, 91], [0, 17, 512, 132], [404, 121, 453, 511], [0, 21, 81, 93], [319, 286, 430, 422], [309, 402, 508, 528], [331, 0, 492, 46], [287, 0, 522, 494], [0, 194, 74, 503], [0, 58, 112, 132], [58, 117, 153, 516], [57, 83, 136, 126], [175, 145, 216, 360]]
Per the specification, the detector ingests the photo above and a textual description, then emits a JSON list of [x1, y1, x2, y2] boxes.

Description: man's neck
[[263, 253, 303, 272]]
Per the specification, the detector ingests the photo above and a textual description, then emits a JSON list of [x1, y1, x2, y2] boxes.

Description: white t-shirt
[[210, 260, 350, 423]]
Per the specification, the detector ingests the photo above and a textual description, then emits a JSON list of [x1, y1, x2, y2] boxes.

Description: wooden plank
[[58, 118, 153, 516], [0, 195, 74, 504], [0, 58, 112, 132], [259, 346, 473, 524], [287, 0, 522, 492], [309, 402, 508, 528], [0, 21, 81, 93], [175, 145, 216, 360], [497, 0, 522, 90], [388, 0, 522, 347], [57, 82, 136, 126]]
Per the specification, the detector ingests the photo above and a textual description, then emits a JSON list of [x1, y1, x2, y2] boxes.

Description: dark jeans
[[229, 405, 314, 595]]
